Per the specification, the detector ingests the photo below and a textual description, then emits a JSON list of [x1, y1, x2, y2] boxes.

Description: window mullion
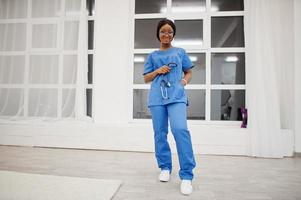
[[23, 0, 32, 117], [57, 0, 65, 118], [206, 50, 211, 121]]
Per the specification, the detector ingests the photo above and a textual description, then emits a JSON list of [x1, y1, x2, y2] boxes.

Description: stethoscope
[[160, 62, 177, 100]]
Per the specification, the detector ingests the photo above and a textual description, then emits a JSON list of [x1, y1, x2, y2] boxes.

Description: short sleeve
[[143, 54, 154, 75], [180, 48, 194, 72]]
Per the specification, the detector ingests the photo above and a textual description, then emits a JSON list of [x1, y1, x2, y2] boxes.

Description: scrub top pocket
[[175, 82, 185, 99]]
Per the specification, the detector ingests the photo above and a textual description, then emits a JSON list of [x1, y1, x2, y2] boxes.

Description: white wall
[[93, 0, 130, 124], [294, 0, 301, 153]]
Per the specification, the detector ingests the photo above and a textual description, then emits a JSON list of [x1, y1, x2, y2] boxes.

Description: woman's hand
[[155, 65, 171, 75], [180, 79, 187, 86], [144, 65, 171, 83]]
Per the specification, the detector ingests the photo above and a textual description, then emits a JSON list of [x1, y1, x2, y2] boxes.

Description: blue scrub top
[[143, 47, 193, 107]]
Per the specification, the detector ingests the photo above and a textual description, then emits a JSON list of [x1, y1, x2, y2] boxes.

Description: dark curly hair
[[156, 18, 176, 41]]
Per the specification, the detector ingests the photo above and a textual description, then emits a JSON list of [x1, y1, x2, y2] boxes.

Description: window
[[0, 0, 94, 119], [132, 0, 245, 122]]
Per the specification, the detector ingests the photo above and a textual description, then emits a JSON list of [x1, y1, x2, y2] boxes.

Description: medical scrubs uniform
[[143, 47, 196, 180]]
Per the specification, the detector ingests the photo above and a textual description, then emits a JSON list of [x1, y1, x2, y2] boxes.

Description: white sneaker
[[180, 180, 193, 195], [158, 170, 170, 182]]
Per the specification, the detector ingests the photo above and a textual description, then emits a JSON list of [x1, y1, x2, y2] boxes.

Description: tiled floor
[[0, 145, 301, 200]]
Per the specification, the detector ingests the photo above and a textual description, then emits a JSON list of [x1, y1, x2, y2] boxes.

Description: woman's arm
[[181, 69, 192, 86], [144, 65, 171, 83]]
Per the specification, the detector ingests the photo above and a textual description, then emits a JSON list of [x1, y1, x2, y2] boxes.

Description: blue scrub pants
[[149, 102, 196, 180]]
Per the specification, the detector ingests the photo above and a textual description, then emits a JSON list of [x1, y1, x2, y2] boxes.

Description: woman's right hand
[[155, 65, 171, 75], [144, 65, 171, 83]]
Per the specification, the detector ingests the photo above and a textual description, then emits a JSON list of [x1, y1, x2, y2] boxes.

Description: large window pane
[[211, 90, 245, 121], [28, 89, 58, 117], [63, 55, 77, 84], [32, 24, 57, 48], [189, 53, 205, 84], [172, 0, 206, 13], [64, 21, 79, 50], [0, 56, 25, 84], [133, 89, 151, 119], [88, 54, 93, 84], [173, 20, 203, 48], [211, 16, 244, 47], [86, 0, 95, 16], [135, 0, 166, 14], [32, 0, 60, 18], [211, 53, 245, 84], [0, 88, 24, 116], [29, 55, 59, 84], [186, 90, 205, 120], [86, 89, 92, 117], [0, 23, 26, 51], [0, 0, 28, 19], [65, 0, 81, 16], [62, 89, 75, 118], [135, 19, 162, 49], [211, 0, 244, 12], [88, 20, 94, 50], [134, 54, 148, 84]]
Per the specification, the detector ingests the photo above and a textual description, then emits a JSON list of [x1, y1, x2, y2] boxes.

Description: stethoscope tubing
[[160, 62, 177, 100]]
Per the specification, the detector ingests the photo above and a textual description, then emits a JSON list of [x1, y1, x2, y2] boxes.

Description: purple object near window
[[240, 108, 248, 128]]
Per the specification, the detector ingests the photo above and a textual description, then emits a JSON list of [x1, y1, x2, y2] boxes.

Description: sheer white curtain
[[245, 0, 294, 158], [0, 0, 88, 121]]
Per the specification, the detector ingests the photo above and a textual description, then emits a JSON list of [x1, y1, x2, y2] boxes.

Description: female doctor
[[143, 18, 196, 195]]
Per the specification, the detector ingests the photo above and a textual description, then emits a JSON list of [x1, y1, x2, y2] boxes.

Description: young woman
[[143, 18, 196, 195]]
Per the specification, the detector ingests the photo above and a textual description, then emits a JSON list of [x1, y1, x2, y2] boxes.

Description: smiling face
[[159, 24, 174, 45]]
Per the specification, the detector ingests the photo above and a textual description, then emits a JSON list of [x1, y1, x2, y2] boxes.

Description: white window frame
[[130, 0, 246, 125]]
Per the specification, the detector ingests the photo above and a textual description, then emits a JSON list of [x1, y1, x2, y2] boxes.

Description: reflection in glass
[[88, 54, 93, 84], [211, 90, 245, 121], [135, 19, 162, 49], [186, 90, 205, 120], [86, 0, 95, 16], [86, 89, 92, 117], [188, 53, 205, 84], [134, 54, 148, 84], [211, 53, 245, 84], [211, 0, 244, 12], [211, 16, 244, 47], [88, 20, 94, 50], [133, 89, 151, 119], [172, 0, 206, 13], [173, 20, 203, 48], [135, 0, 166, 14]]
